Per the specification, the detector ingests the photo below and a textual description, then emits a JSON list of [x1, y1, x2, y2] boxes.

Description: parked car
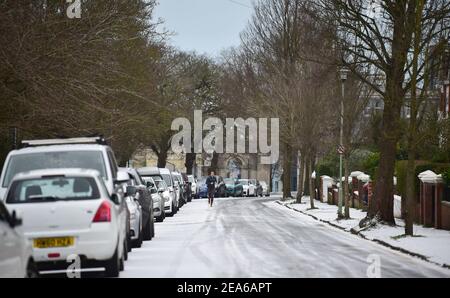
[[197, 177, 208, 198], [252, 179, 263, 197], [119, 169, 143, 249], [141, 176, 165, 222], [0, 137, 120, 200], [224, 178, 243, 197], [181, 173, 192, 202], [153, 179, 174, 216], [0, 200, 37, 278], [214, 176, 227, 198], [160, 168, 180, 211], [119, 167, 154, 242], [172, 171, 186, 207], [239, 179, 256, 197], [4, 169, 128, 277], [124, 184, 143, 248], [259, 181, 270, 197], [187, 175, 198, 199], [138, 167, 177, 216]]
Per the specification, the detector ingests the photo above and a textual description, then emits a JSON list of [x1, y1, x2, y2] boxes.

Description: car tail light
[[48, 253, 60, 258], [93, 201, 111, 222]]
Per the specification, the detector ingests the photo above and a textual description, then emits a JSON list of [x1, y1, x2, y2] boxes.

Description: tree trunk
[[296, 153, 305, 203], [344, 154, 350, 219], [185, 153, 196, 175], [367, 97, 400, 225], [157, 149, 167, 168], [405, 151, 416, 235], [282, 142, 293, 199], [365, 2, 415, 226], [309, 156, 315, 209], [303, 156, 310, 196], [210, 152, 219, 173]]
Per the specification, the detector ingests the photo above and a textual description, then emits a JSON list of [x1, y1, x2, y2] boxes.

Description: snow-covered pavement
[[120, 197, 450, 278]]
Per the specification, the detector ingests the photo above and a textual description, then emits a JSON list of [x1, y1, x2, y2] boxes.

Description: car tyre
[[104, 247, 120, 278], [26, 260, 39, 278], [151, 217, 155, 238], [123, 239, 128, 261], [143, 216, 153, 240]]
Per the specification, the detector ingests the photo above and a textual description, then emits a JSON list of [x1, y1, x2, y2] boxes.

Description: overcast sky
[[154, 0, 254, 58]]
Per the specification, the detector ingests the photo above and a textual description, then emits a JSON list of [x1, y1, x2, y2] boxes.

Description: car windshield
[[198, 177, 207, 184], [188, 176, 194, 183], [154, 179, 167, 189], [161, 174, 173, 187], [3, 151, 107, 187], [6, 176, 100, 204], [239, 180, 249, 185]]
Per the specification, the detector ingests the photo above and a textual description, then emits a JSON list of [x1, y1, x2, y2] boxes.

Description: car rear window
[[6, 176, 100, 204], [3, 151, 107, 187]]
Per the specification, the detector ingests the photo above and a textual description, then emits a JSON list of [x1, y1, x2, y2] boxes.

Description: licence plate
[[33, 237, 74, 248]]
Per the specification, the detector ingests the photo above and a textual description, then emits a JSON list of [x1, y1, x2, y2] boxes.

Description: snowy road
[[121, 197, 450, 278]]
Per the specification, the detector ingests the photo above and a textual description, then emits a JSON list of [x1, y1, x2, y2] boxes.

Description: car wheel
[[133, 221, 143, 248], [133, 231, 143, 248], [104, 247, 120, 278], [127, 233, 132, 253], [119, 250, 125, 272], [143, 216, 152, 241], [26, 260, 39, 278], [123, 240, 128, 261], [151, 216, 155, 238]]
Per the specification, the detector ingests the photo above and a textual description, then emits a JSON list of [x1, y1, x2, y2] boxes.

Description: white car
[[4, 169, 128, 277], [239, 179, 256, 197], [153, 179, 174, 216], [259, 181, 270, 197], [125, 193, 143, 248], [0, 200, 37, 278], [139, 175, 165, 222], [138, 167, 178, 216], [187, 175, 197, 199]]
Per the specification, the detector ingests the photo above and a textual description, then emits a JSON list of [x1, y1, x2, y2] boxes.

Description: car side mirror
[[111, 193, 121, 205], [9, 211, 22, 228], [146, 181, 154, 188], [126, 186, 137, 196], [150, 187, 157, 194]]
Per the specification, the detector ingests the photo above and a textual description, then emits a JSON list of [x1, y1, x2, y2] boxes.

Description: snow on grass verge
[[276, 197, 450, 269]]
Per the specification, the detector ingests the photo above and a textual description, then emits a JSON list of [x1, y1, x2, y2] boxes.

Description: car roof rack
[[21, 137, 108, 148]]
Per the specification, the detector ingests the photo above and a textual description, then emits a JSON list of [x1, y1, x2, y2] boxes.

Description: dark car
[[224, 178, 243, 197], [214, 176, 227, 198], [181, 173, 193, 202], [125, 168, 155, 241]]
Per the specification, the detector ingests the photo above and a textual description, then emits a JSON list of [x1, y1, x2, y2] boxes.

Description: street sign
[[337, 145, 345, 155]]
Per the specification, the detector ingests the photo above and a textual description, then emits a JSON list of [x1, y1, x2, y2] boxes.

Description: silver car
[[142, 176, 165, 222]]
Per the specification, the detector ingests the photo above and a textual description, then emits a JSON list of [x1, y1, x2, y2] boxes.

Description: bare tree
[[319, 0, 450, 226]]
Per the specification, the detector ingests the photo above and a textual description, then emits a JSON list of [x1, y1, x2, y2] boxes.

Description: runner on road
[[206, 171, 217, 207]]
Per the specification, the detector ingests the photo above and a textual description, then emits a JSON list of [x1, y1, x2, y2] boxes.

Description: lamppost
[[338, 67, 350, 218]]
